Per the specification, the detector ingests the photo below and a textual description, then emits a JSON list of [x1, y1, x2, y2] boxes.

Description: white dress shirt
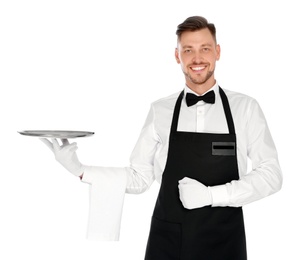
[[82, 82, 283, 240]]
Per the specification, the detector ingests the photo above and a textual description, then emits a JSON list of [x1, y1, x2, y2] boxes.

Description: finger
[[39, 138, 54, 151], [178, 177, 186, 184], [178, 177, 192, 184], [178, 183, 184, 191], [62, 142, 78, 153], [51, 138, 61, 151], [61, 139, 69, 145], [67, 143, 78, 153]]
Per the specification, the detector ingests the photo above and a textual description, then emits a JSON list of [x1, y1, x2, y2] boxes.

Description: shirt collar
[[184, 81, 219, 96]]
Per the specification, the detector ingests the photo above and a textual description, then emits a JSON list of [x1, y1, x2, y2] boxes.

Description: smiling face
[[175, 28, 221, 94]]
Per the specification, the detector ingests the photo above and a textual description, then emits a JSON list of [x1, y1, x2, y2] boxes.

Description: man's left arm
[[210, 99, 283, 207], [179, 99, 283, 209]]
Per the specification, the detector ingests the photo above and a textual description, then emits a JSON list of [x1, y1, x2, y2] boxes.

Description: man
[[41, 16, 282, 259]]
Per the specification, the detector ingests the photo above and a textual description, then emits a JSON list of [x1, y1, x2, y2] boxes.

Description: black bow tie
[[185, 90, 215, 106]]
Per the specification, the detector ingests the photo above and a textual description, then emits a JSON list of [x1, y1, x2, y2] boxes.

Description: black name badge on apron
[[145, 87, 247, 260]]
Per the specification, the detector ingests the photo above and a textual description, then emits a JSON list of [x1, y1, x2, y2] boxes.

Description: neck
[[186, 79, 216, 95]]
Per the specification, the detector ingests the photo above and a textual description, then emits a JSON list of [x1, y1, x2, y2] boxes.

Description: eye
[[202, 48, 210, 52], [184, 49, 192, 53]]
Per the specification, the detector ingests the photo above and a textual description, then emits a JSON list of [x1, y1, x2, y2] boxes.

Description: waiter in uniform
[[41, 16, 283, 259]]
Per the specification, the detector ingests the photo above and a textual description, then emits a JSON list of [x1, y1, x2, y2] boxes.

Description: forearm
[[125, 166, 155, 194], [210, 158, 283, 207]]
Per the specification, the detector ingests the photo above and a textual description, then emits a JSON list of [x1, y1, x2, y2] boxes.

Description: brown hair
[[176, 16, 217, 43]]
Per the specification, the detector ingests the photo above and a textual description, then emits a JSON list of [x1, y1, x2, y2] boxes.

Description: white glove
[[178, 177, 213, 209], [40, 138, 85, 177]]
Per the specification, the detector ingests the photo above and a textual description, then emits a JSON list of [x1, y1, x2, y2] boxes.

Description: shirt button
[[197, 107, 204, 114]]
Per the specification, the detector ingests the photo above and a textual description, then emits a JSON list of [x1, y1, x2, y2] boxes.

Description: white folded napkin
[[81, 166, 127, 240]]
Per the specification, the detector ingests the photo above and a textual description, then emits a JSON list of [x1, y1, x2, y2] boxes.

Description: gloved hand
[[40, 138, 85, 177], [178, 177, 213, 209]]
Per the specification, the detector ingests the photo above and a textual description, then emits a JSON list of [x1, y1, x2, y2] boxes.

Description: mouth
[[190, 65, 207, 73]]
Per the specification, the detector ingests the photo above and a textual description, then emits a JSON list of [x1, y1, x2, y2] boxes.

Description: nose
[[192, 52, 204, 64]]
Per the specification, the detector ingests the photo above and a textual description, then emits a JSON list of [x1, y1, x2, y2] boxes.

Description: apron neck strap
[[219, 87, 236, 134], [170, 86, 236, 135]]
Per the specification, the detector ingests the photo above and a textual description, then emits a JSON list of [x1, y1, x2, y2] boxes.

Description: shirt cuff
[[209, 184, 230, 207], [81, 166, 94, 184]]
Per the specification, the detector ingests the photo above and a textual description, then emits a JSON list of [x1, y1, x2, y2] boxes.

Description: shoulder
[[223, 88, 255, 103], [222, 88, 265, 128], [222, 87, 259, 111], [151, 91, 182, 111]]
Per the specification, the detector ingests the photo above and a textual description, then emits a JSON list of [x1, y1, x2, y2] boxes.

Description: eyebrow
[[182, 43, 213, 49]]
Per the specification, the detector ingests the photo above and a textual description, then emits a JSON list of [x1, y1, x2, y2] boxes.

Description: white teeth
[[192, 67, 205, 71]]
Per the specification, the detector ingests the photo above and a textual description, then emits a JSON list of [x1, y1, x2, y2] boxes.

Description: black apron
[[144, 87, 247, 260]]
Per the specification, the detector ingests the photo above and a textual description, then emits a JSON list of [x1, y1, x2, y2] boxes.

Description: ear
[[175, 48, 180, 64], [216, 44, 221, 61]]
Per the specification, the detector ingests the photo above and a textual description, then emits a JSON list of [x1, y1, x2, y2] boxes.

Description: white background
[[1, 0, 302, 259]]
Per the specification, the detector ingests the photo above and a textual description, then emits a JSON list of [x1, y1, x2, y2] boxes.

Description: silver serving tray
[[18, 130, 94, 138]]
